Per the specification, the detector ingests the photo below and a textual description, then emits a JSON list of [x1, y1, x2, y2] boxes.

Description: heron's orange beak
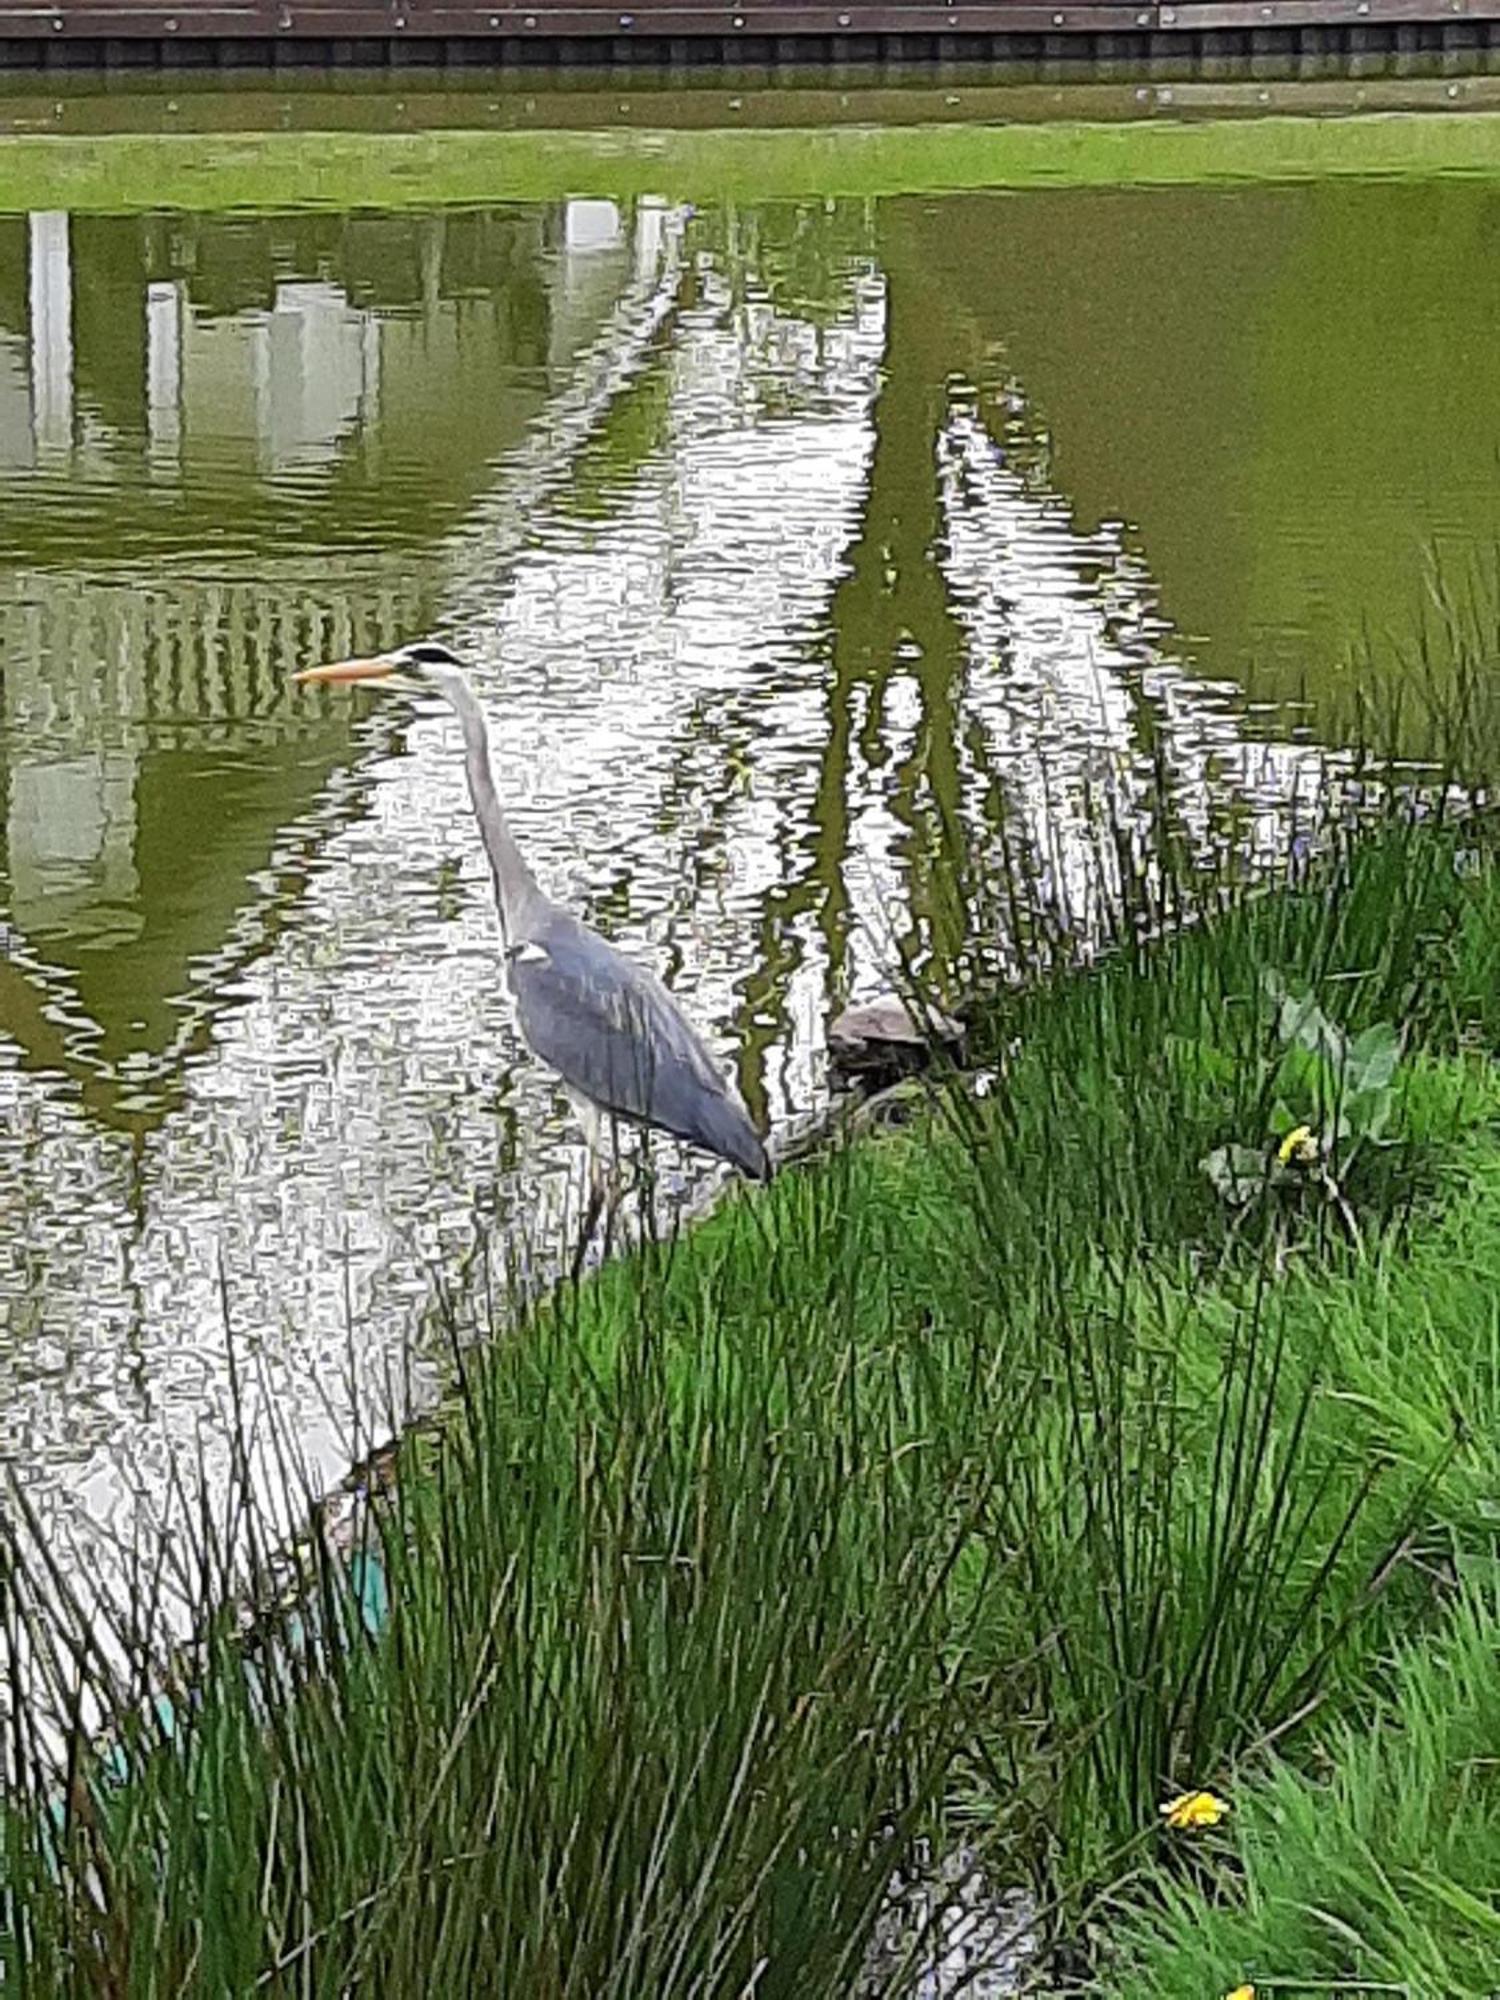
[[292, 656, 399, 686]]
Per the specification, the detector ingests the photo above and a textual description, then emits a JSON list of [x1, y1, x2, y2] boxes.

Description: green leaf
[[1275, 1042, 1332, 1104], [1346, 1084, 1394, 1143], [1280, 989, 1348, 1072], [1348, 1020, 1401, 1095]]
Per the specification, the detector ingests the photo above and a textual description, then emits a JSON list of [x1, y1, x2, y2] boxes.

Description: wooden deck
[[0, 0, 1496, 63]]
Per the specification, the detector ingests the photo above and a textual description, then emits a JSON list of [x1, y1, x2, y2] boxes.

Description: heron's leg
[[589, 1107, 629, 1261], [598, 1118, 626, 1262], [570, 1092, 612, 1280]]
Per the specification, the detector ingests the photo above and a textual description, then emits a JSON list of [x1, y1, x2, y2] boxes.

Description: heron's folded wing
[[508, 922, 767, 1177]]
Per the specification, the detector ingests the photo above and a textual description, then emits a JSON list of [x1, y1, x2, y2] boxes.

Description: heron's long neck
[[453, 689, 542, 944]]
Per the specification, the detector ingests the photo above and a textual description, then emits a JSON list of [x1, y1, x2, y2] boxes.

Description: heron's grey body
[[397, 642, 769, 1182], [506, 914, 768, 1179]]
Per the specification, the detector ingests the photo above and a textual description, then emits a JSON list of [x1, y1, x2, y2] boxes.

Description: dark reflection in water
[[905, 180, 1500, 709], [0, 177, 1495, 1600]]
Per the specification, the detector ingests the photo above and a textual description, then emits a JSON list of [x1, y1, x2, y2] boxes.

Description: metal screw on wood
[[619, 11, 633, 21], [489, 11, 499, 20], [837, 10, 850, 21], [50, 13, 62, 24]]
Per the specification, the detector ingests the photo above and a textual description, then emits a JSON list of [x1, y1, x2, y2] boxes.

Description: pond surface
[[2, 143, 1499, 1595]]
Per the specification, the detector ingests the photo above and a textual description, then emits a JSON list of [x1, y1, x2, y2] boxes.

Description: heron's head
[[293, 639, 470, 702]]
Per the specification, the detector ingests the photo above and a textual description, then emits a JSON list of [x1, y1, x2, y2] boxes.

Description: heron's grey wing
[[507, 917, 769, 1179]]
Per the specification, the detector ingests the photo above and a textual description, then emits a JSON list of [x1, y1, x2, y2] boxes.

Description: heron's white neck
[[449, 684, 543, 943]]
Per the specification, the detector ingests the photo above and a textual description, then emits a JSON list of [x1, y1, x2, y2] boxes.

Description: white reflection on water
[[0, 225, 890, 1614], [938, 396, 1337, 948]]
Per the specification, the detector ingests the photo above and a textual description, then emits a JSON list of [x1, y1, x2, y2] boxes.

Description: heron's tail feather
[[693, 1092, 772, 1182]]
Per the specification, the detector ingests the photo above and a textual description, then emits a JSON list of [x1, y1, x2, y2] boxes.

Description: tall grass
[[2, 1169, 1012, 1994], [2, 795, 1497, 1994], [1114, 1573, 1500, 1999]]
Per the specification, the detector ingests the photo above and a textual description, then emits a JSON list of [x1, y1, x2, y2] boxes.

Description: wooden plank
[[1162, 0, 1498, 20], [0, 0, 1144, 11], [0, 0, 1157, 27], [0, 9, 266, 30], [403, 3, 1152, 27]]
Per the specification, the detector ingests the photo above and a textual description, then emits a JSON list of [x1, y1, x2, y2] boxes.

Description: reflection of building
[[0, 197, 671, 1120], [28, 212, 72, 459], [0, 325, 31, 469], [0, 213, 69, 469], [168, 277, 372, 474], [0, 202, 660, 561], [8, 745, 136, 946]]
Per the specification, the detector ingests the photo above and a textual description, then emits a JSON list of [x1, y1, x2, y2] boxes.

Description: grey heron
[[293, 642, 771, 1228]]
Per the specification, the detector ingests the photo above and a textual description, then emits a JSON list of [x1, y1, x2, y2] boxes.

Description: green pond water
[[1, 91, 1498, 1586]]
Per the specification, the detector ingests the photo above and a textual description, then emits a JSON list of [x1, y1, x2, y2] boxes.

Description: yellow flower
[[1158, 1788, 1230, 1831], [1223, 1987, 1255, 2000], [1277, 1123, 1319, 1166]]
